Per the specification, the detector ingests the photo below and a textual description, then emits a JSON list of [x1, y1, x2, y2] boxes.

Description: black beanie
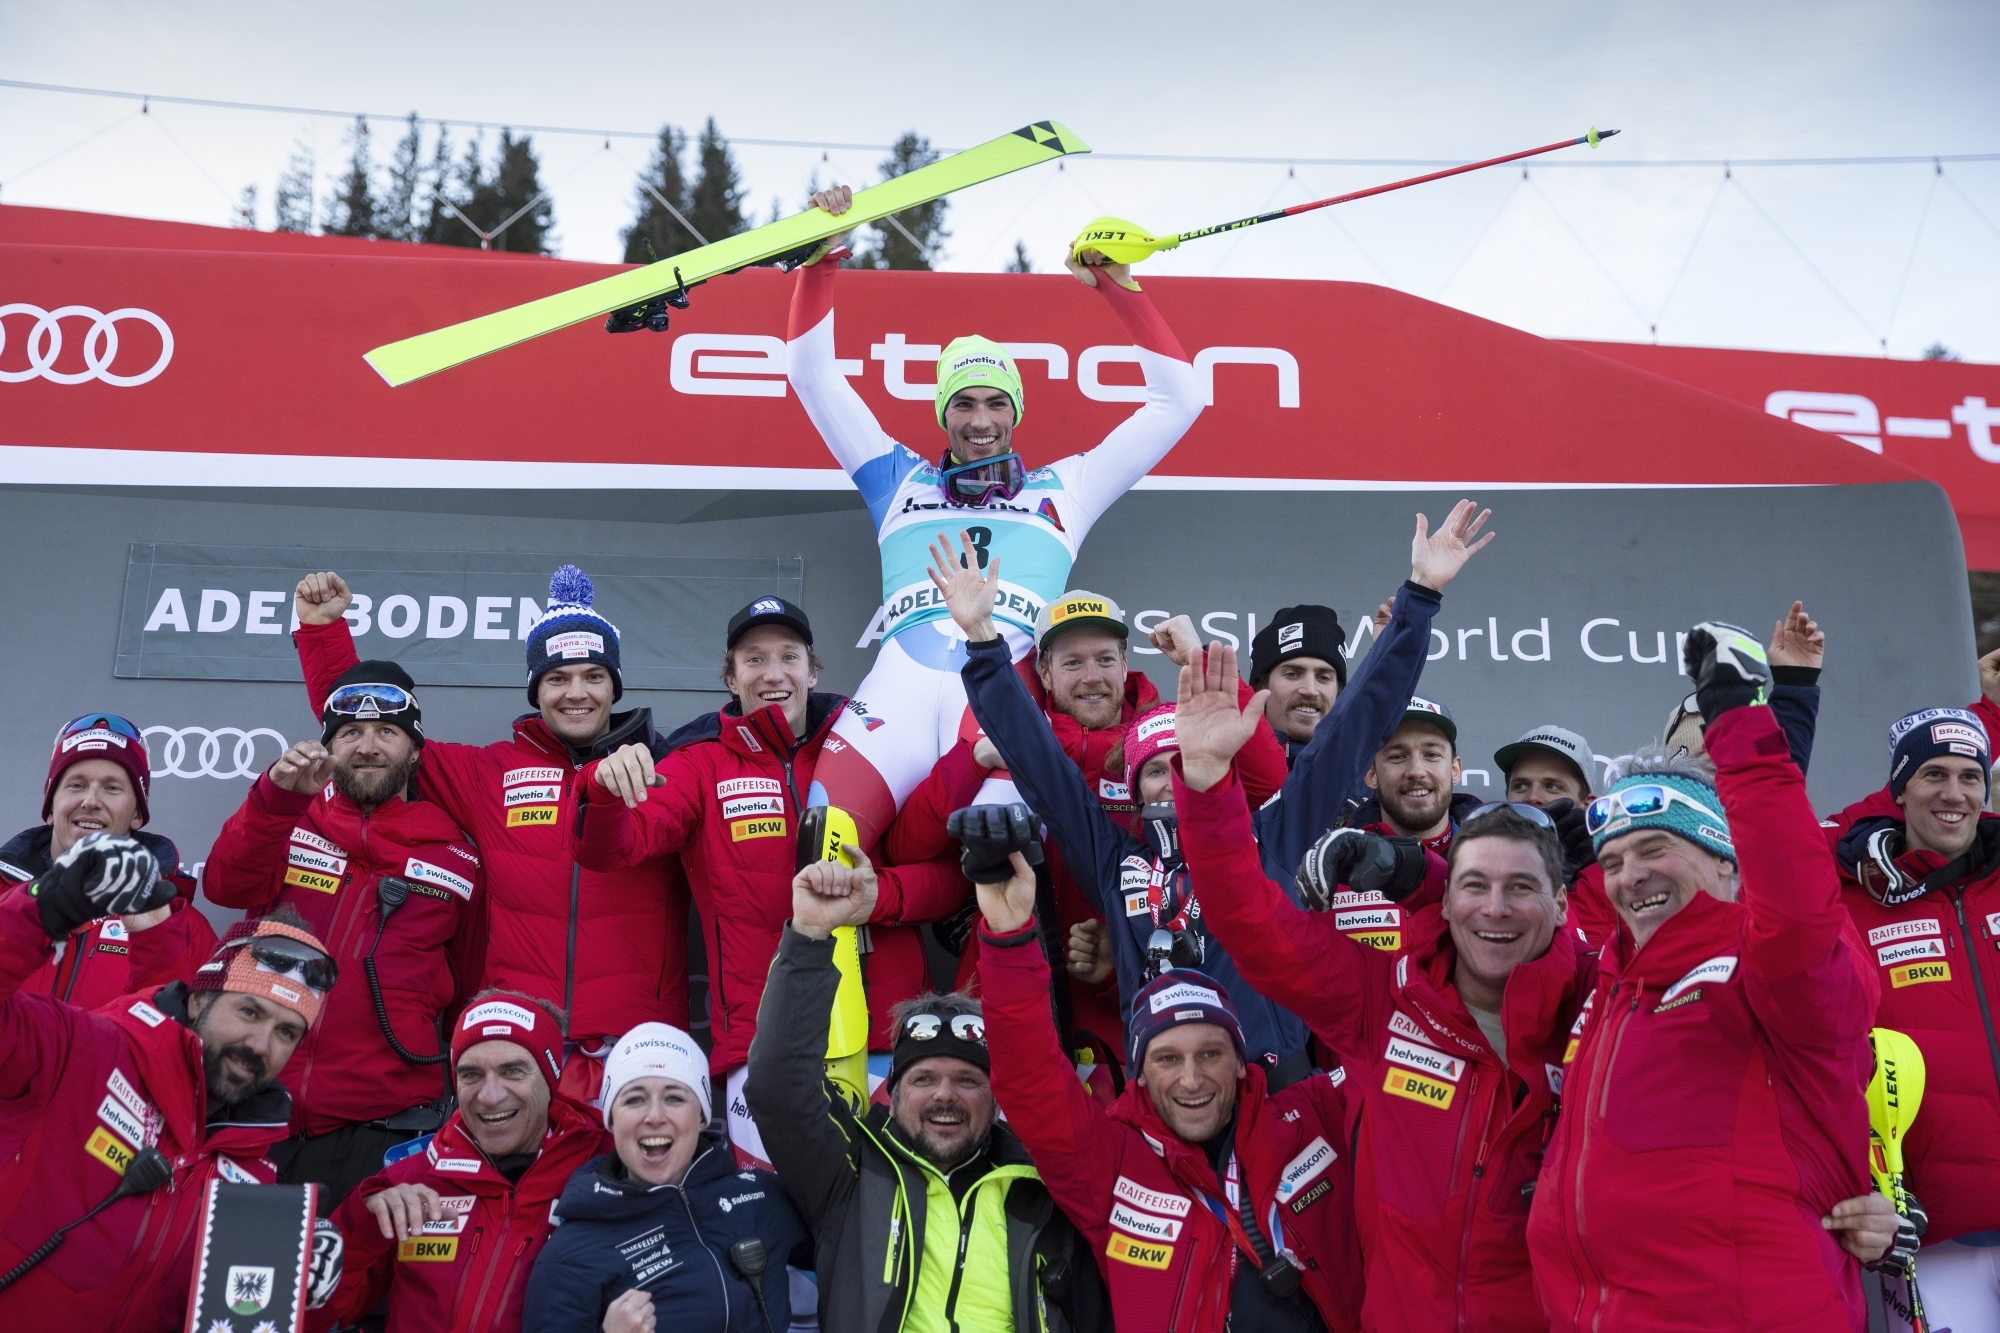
[[322, 660, 423, 747], [1251, 605, 1348, 689]]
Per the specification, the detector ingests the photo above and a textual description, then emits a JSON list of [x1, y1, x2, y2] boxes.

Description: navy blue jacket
[[524, 1134, 812, 1333], [961, 579, 1443, 1073]]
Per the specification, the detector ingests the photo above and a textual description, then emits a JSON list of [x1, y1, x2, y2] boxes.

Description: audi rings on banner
[[144, 727, 287, 780], [0, 305, 174, 387]]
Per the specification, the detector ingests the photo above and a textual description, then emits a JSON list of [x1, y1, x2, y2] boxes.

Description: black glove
[[947, 804, 1045, 885], [30, 833, 168, 940], [1865, 1186, 1927, 1275], [307, 1216, 344, 1308], [1542, 798, 1597, 885], [1682, 621, 1771, 724], [1295, 826, 1426, 910]]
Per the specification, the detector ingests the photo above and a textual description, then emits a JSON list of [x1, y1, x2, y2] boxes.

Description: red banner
[[9, 203, 1993, 557]]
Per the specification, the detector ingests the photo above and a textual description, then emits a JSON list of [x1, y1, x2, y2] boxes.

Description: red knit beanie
[[44, 713, 152, 823], [1123, 704, 1180, 787], [450, 991, 567, 1089]]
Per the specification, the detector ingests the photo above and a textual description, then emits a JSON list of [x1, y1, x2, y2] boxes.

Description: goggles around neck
[[230, 932, 339, 995], [938, 450, 1026, 506], [1585, 784, 1724, 838], [325, 682, 417, 719]]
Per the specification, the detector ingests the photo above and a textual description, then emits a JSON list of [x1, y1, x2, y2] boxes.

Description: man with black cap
[[291, 566, 692, 1105], [0, 712, 216, 1009], [575, 595, 966, 1170], [743, 848, 1101, 1333], [206, 660, 485, 1210], [1250, 604, 1349, 762]]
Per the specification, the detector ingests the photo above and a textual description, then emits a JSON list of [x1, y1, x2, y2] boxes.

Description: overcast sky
[[4, 0, 1996, 360]]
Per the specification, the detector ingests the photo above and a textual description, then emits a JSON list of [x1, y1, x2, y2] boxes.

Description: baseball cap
[[1034, 591, 1127, 650], [1399, 695, 1457, 745], [1494, 725, 1597, 793], [727, 596, 814, 650]]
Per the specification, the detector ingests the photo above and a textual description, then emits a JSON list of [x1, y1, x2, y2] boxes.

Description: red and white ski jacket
[[1176, 763, 1588, 1333], [0, 890, 287, 1333], [297, 618, 691, 1075], [312, 1097, 606, 1333], [1530, 706, 1874, 1333], [204, 773, 482, 1135], [978, 915, 1362, 1332], [0, 826, 216, 1011], [571, 696, 968, 1074]]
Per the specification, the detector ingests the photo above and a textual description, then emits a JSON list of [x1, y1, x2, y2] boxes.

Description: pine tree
[[418, 126, 461, 245], [856, 132, 947, 270], [235, 184, 259, 229], [380, 113, 425, 242], [621, 123, 695, 262], [273, 141, 316, 234], [685, 118, 747, 245], [1004, 240, 1033, 273], [466, 130, 555, 253], [324, 117, 378, 238]]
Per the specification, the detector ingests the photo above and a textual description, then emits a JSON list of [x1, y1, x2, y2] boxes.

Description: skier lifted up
[[789, 184, 1205, 847]]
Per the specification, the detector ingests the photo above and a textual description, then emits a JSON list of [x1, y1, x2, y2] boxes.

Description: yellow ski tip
[[1014, 119, 1091, 156], [362, 347, 408, 388]]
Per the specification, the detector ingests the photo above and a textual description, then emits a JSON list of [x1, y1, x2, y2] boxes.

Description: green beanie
[[934, 336, 1024, 429]]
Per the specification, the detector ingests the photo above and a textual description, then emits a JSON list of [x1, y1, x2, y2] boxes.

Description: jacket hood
[[553, 1133, 739, 1223], [430, 1093, 606, 1195], [1393, 907, 1585, 1067], [0, 824, 190, 896]]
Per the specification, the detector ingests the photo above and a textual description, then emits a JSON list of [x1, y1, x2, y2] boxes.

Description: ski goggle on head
[[56, 712, 145, 752], [325, 682, 417, 718], [227, 931, 340, 995], [901, 1011, 987, 1044], [938, 450, 1027, 507], [1585, 784, 1723, 838]]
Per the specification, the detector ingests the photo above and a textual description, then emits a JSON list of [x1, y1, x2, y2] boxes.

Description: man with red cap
[[314, 989, 607, 1333], [206, 661, 484, 1209], [0, 712, 216, 1008], [0, 837, 340, 1331], [971, 834, 1363, 1331]]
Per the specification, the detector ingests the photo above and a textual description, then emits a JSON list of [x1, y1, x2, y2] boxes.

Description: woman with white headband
[[524, 1024, 811, 1333]]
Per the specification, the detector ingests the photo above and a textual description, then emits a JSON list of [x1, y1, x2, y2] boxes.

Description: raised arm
[[1767, 601, 1826, 774], [1045, 259, 1203, 538], [1172, 647, 1391, 1058], [972, 854, 1122, 1252]]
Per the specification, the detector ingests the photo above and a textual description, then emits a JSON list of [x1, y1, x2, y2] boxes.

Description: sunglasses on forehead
[[227, 932, 339, 994], [901, 1012, 986, 1044]]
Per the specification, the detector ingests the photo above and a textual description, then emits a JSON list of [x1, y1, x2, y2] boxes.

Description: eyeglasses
[[229, 932, 339, 994], [1585, 784, 1724, 838], [901, 1012, 986, 1044], [325, 682, 416, 718], [938, 451, 1027, 506], [1465, 800, 1556, 830]]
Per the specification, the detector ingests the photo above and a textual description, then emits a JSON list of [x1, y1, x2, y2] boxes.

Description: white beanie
[[599, 1023, 711, 1127]]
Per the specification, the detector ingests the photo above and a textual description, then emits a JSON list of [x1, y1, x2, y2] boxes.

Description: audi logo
[[0, 304, 174, 387], [143, 726, 287, 780]]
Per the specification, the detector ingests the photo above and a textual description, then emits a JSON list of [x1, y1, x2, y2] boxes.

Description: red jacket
[[314, 1096, 607, 1333], [978, 916, 1362, 1332], [1833, 792, 2000, 1244], [297, 618, 690, 1053], [1563, 863, 1617, 952], [0, 890, 288, 1332], [1177, 764, 1588, 1332], [0, 826, 217, 1010], [1530, 706, 1874, 1333], [571, 697, 968, 1074], [204, 774, 482, 1135]]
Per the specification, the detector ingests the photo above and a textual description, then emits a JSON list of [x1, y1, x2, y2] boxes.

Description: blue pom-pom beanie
[[526, 565, 623, 704]]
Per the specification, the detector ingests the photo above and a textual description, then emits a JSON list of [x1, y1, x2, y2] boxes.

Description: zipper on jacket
[[451, 1221, 487, 1319], [711, 918, 730, 1031], [58, 926, 87, 1002], [677, 1180, 733, 1327], [297, 808, 375, 1119], [1575, 992, 1640, 1332], [1454, 1071, 1500, 1332], [466, 1215, 516, 1330], [563, 860, 582, 1028], [1949, 890, 2000, 1100], [940, 1194, 979, 1333]]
